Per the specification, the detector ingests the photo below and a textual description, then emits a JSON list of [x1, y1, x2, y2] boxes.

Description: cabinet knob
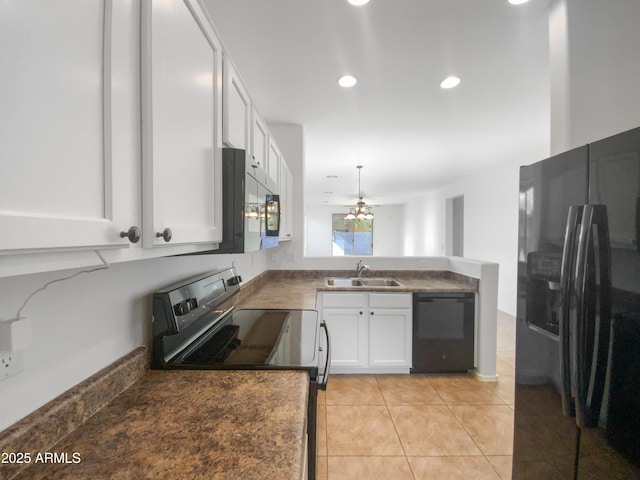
[[359, 311, 363, 315], [156, 228, 172, 242], [371, 311, 375, 315], [120, 226, 141, 244]]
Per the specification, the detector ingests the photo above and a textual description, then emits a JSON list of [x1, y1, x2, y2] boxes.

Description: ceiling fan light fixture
[[338, 75, 357, 88], [440, 76, 461, 89], [344, 166, 374, 221]]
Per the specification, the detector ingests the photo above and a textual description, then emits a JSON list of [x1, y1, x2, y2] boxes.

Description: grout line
[[376, 375, 418, 480], [443, 400, 485, 455], [485, 456, 506, 480]]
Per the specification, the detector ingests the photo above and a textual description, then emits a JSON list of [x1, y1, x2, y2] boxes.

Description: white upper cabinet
[[0, 0, 139, 252], [279, 160, 294, 240], [222, 57, 251, 151], [267, 137, 281, 189], [141, 0, 223, 247], [0, 0, 293, 263], [250, 106, 269, 173]]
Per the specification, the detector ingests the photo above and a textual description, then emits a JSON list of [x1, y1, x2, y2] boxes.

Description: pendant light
[[345, 166, 374, 220]]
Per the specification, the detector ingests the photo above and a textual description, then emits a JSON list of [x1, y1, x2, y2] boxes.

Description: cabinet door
[[141, 0, 223, 247], [267, 137, 281, 190], [369, 309, 412, 368], [0, 0, 137, 252], [323, 309, 368, 369], [222, 57, 250, 150], [250, 106, 268, 173], [279, 160, 294, 240]]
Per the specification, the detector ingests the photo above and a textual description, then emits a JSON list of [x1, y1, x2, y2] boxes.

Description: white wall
[[0, 251, 267, 431], [550, 0, 640, 152], [402, 190, 440, 256], [402, 153, 547, 316]]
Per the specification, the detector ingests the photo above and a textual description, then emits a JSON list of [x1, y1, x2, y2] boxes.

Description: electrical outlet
[[285, 251, 296, 262], [0, 351, 21, 381]]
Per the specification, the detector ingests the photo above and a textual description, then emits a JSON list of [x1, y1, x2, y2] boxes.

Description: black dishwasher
[[412, 292, 475, 373]]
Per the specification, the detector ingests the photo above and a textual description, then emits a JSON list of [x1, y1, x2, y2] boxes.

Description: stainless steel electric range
[[151, 267, 330, 480]]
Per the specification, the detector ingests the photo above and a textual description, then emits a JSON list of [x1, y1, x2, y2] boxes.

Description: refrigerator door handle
[[573, 204, 612, 429], [560, 205, 583, 417]]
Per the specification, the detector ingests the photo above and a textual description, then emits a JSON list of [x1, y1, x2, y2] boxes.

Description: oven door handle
[[319, 321, 331, 391]]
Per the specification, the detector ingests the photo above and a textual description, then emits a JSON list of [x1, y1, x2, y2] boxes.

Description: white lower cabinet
[[324, 308, 369, 369], [369, 309, 412, 368], [318, 292, 412, 374]]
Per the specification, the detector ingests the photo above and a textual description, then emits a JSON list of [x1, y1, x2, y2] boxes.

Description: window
[[332, 214, 373, 256]]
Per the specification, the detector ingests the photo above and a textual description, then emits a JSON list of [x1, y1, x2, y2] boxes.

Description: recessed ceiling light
[[338, 75, 357, 88], [440, 76, 461, 89], [348, 0, 370, 5], [508, 0, 530, 4]]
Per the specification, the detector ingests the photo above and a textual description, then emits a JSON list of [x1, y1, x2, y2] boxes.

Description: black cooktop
[[150, 268, 322, 374]]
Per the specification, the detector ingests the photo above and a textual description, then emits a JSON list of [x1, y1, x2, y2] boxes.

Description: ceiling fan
[[344, 166, 375, 220]]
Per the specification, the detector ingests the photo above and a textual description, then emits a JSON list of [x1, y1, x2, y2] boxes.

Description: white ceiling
[[202, 0, 551, 207]]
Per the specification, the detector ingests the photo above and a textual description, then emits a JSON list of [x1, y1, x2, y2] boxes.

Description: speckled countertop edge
[[233, 270, 478, 310], [267, 269, 478, 287]]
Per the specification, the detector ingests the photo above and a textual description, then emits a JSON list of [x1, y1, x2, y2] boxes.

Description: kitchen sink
[[361, 278, 403, 287], [324, 277, 404, 287], [325, 278, 364, 287]]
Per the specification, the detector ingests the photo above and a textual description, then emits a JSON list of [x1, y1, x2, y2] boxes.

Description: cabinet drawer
[[368, 293, 412, 309], [321, 293, 367, 308]]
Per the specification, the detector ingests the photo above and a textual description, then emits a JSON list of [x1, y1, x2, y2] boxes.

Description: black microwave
[[217, 148, 280, 253]]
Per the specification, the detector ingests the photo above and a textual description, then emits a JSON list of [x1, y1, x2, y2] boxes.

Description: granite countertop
[[2, 360, 309, 480], [235, 270, 477, 310]]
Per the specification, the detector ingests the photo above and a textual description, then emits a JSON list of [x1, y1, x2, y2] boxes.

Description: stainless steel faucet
[[355, 260, 369, 278]]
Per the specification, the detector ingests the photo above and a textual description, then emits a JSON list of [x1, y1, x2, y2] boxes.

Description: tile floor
[[316, 310, 516, 480]]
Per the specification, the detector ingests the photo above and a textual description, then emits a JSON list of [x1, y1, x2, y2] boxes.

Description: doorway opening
[[446, 195, 464, 257]]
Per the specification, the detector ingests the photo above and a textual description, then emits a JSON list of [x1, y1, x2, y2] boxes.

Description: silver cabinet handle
[[156, 228, 172, 242], [120, 226, 141, 244]]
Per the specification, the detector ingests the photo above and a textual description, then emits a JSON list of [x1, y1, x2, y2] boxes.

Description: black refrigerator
[[513, 127, 640, 479]]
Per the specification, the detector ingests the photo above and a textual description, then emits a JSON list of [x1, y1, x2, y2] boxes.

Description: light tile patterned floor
[[316, 310, 516, 480]]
